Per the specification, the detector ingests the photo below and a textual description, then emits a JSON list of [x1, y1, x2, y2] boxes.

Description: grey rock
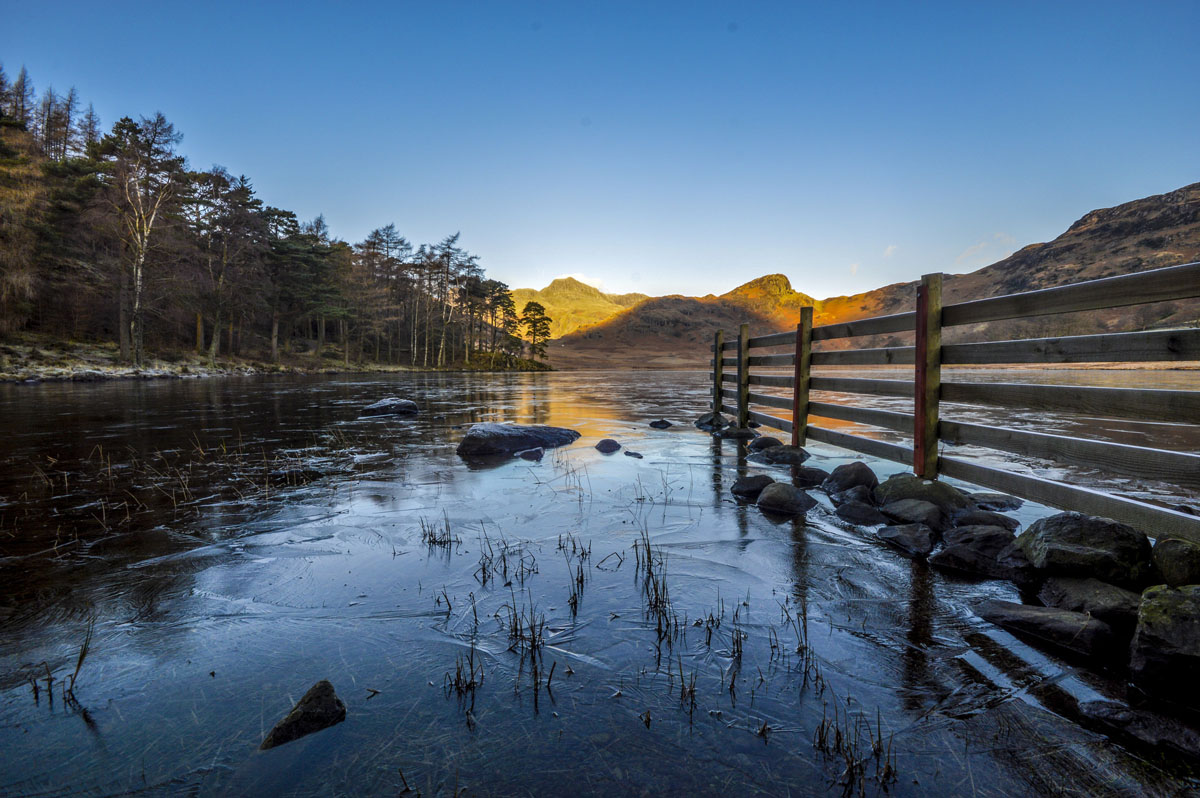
[[878, 524, 935, 558], [977, 599, 1116, 659], [1079, 700, 1200, 758], [595, 439, 621, 454], [1014, 512, 1153, 589], [1037, 577, 1141, 630], [624, 450, 644, 459], [836, 501, 890, 526], [747, 436, 783, 452], [757, 483, 818, 516], [717, 426, 759, 440], [517, 447, 544, 461], [969, 492, 1024, 512], [1130, 585, 1200, 707], [789, 466, 831, 488], [695, 412, 733, 431], [830, 485, 874, 507], [756, 445, 811, 465], [649, 419, 673, 429], [930, 525, 1026, 580], [881, 499, 946, 532], [731, 474, 774, 500], [822, 462, 878, 495], [456, 423, 581, 456], [261, 680, 347, 750], [1152, 537, 1200, 587], [361, 397, 419, 416], [953, 509, 1019, 532], [874, 473, 972, 514]]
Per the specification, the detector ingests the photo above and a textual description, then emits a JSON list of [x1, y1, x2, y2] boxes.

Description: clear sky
[[4, 1, 1197, 299]]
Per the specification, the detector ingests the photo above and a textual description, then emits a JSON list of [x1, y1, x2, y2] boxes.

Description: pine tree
[[521, 301, 552, 361]]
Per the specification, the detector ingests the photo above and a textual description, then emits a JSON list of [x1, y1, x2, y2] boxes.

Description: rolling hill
[[544, 181, 1200, 369], [510, 277, 649, 339]]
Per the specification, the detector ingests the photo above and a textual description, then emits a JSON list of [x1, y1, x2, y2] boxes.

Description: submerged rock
[[830, 484, 874, 507], [731, 474, 774, 500], [1037, 576, 1141, 630], [970, 492, 1024, 512], [260, 680, 347, 750], [595, 439, 621, 454], [1129, 585, 1200, 707], [1080, 700, 1200, 758], [747, 436, 783, 452], [878, 524, 935, 558], [649, 419, 673, 429], [977, 600, 1116, 660], [456, 423, 581, 456], [1014, 512, 1153, 589], [360, 397, 419, 416], [787, 466, 830, 488], [1152, 537, 1200, 587], [836, 501, 890, 527], [749, 445, 812, 466], [695, 412, 732, 431], [822, 461, 878, 495], [716, 426, 759, 440], [930, 525, 1030, 581], [517, 447, 544, 461], [757, 483, 817, 516], [881, 499, 946, 532], [953, 509, 1019, 532], [874, 473, 972, 514]]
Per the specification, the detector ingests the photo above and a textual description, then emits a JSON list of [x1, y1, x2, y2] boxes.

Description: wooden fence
[[710, 261, 1200, 543]]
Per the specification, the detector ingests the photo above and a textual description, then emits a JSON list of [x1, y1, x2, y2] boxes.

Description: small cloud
[[955, 233, 1017, 267], [883, 244, 898, 258], [557, 273, 606, 290], [849, 263, 859, 275]]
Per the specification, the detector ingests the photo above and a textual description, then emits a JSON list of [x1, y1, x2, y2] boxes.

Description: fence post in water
[[913, 272, 943, 478], [791, 308, 813, 446], [737, 323, 750, 429], [712, 329, 725, 414]]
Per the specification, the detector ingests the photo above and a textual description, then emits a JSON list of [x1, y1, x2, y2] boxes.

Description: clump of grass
[[814, 695, 897, 796], [420, 511, 460, 547]]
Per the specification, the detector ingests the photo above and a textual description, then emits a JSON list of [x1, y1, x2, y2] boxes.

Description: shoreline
[[0, 336, 551, 384]]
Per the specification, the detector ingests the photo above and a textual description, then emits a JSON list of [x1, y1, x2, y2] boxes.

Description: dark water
[[0, 372, 1196, 796]]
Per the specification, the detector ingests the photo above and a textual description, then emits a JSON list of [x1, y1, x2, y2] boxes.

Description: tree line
[[0, 62, 554, 369]]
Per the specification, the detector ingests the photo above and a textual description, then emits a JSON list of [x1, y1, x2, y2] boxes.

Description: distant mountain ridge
[[543, 181, 1200, 369], [510, 277, 649, 339]]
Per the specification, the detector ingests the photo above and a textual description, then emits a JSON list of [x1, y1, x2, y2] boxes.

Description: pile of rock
[[724, 443, 1200, 711]]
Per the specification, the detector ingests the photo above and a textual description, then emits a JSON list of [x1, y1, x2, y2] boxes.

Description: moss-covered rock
[[1129, 585, 1200, 707], [1152, 537, 1200, 587]]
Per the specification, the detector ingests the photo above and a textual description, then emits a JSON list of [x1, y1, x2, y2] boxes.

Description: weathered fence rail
[[710, 261, 1200, 542]]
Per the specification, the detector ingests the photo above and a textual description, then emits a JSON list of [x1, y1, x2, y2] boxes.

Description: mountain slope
[[549, 181, 1200, 368], [511, 277, 649, 339]]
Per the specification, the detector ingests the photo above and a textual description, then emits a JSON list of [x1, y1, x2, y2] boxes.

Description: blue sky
[[4, 1, 1197, 298]]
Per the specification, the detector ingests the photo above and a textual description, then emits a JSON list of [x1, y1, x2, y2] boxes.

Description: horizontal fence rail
[[709, 261, 1200, 543]]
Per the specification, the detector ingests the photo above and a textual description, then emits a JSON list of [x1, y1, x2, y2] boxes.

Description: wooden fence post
[[791, 308, 812, 446], [737, 323, 750, 429], [712, 329, 724, 414], [913, 273, 943, 478]]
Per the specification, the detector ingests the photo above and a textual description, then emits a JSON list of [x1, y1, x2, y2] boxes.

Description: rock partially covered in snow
[[456, 423, 581, 456], [260, 680, 347, 750], [361, 397, 419, 416]]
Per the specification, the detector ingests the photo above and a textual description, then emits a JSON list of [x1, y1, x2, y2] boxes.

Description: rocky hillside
[[549, 182, 1200, 368], [511, 277, 649, 339]]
